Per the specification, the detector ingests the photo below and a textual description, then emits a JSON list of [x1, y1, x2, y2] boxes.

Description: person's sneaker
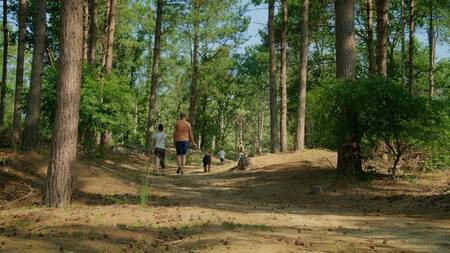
[[176, 167, 181, 174]]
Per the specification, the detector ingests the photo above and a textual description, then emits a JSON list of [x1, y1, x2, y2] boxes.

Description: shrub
[[309, 78, 450, 175]]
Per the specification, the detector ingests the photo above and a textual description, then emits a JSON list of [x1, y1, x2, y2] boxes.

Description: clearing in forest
[[0, 149, 449, 252]]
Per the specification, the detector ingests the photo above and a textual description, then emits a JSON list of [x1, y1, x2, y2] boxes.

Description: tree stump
[[337, 141, 362, 177]]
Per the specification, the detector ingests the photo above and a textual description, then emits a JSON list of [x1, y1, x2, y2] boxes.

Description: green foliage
[[79, 65, 135, 145], [309, 78, 450, 173]]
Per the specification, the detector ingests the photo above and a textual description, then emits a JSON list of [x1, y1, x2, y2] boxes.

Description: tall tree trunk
[[336, 0, 356, 79], [82, 0, 89, 61], [45, 0, 83, 208], [145, 0, 163, 154], [268, 0, 279, 153], [188, 0, 200, 131], [427, 1, 435, 99], [295, 0, 309, 151], [99, 0, 117, 145], [219, 112, 224, 148], [400, 0, 406, 86], [335, 0, 361, 177], [104, 0, 117, 73], [199, 95, 207, 150], [88, 0, 97, 65], [0, 0, 8, 127], [257, 105, 264, 155], [366, 0, 375, 77], [22, 0, 47, 151], [12, 0, 27, 144], [279, 0, 288, 152], [408, 0, 415, 95], [101, 0, 110, 67], [375, 0, 388, 77]]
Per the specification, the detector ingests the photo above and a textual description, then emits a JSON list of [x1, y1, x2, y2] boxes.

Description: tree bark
[[400, 0, 406, 86], [22, 0, 47, 151], [12, 0, 27, 144], [257, 106, 264, 155], [88, 0, 97, 65], [335, 0, 356, 79], [408, 0, 415, 95], [427, 1, 435, 99], [366, 0, 375, 77], [199, 95, 208, 150], [375, 0, 388, 77], [104, 0, 117, 73], [279, 0, 288, 152], [101, 0, 110, 67], [45, 0, 83, 208], [268, 0, 279, 153], [0, 0, 8, 127], [335, 0, 361, 177], [295, 0, 309, 151], [82, 0, 89, 61], [146, 0, 163, 154], [188, 0, 200, 131]]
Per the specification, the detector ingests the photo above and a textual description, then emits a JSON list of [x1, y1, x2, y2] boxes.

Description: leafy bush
[[40, 65, 137, 148], [308, 78, 450, 175]]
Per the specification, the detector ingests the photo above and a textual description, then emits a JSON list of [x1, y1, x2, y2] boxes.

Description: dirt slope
[[0, 149, 449, 252]]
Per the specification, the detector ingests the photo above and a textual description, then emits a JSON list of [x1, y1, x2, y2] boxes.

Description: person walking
[[153, 123, 166, 175], [173, 112, 197, 175], [218, 149, 226, 164]]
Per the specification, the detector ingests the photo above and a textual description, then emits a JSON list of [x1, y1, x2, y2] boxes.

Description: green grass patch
[[221, 221, 268, 231], [138, 182, 151, 206]]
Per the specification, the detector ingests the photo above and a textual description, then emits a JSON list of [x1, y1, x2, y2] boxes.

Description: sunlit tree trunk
[[88, 0, 97, 65], [427, 1, 435, 99], [335, 0, 361, 177], [366, 0, 375, 77], [268, 0, 279, 153], [0, 0, 8, 127], [12, 0, 27, 145], [82, 0, 89, 61], [408, 0, 415, 95], [188, 0, 200, 131], [400, 0, 406, 86], [376, 0, 388, 77], [104, 0, 117, 73], [23, 0, 47, 151], [45, 0, 83, 208], [295, 0, 309, 151], [279, 0, 288, 152], [146, 0, 163, 153], [101, 0, 110, 67], [257, 106, 264, 155], [336, 0, 356, 79]]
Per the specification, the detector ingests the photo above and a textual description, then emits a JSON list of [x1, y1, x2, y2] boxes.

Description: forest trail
[[1, 149, 450, 252]]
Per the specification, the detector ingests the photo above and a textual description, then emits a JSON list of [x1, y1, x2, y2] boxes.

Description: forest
[[0, 0, 449, 252]]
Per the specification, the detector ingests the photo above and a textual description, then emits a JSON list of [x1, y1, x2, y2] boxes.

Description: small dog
[[202, 154, 211, 173]]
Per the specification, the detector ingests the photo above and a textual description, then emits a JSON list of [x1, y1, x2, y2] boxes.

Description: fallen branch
[[1, 190, 17, 200], [0, 181, 35, 208], [325, 158, 336, 170]]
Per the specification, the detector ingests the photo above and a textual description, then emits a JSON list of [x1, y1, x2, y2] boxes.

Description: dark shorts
[[175, 141, 189, 155], [220, 158, 225, 162], [154, 148, 166, 168]]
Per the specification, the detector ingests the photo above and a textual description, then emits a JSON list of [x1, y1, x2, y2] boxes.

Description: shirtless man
[[173, 112, 197, 175]]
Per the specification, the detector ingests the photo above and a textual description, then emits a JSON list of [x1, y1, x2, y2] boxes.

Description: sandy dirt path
[[1, 149, 449, 252]]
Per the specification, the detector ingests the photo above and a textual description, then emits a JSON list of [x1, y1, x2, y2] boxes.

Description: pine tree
[[45, 0, 84, 208], [23, 0, 47, 151]]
